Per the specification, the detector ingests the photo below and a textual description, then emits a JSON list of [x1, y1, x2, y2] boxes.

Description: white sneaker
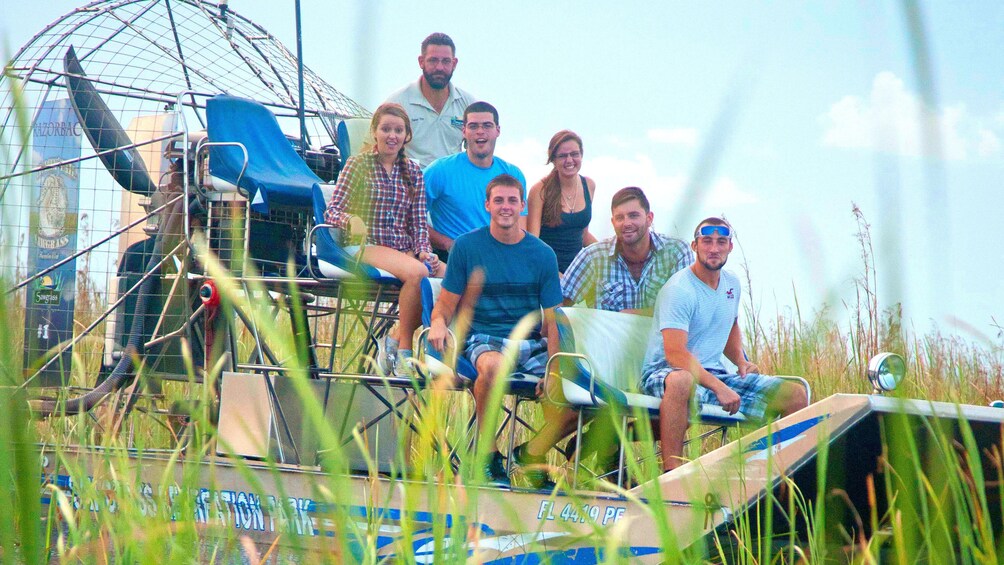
[[376, 335, 398, 375], [395, 350, 416, 377]]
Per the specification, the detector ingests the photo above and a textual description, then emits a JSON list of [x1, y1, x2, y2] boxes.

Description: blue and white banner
[[23, 98, 82, 387]]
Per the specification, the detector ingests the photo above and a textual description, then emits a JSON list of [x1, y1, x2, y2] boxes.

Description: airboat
[[3, 2, 1003, 562]]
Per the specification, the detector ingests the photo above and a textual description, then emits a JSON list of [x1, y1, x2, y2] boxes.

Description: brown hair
[[421, 32, 456, 55], [463, 101, 499, 126], [610, 186, 650, 213], [485, 173, 524, 202], [365, 103, 415, 192], [539, 130, 583, 227]]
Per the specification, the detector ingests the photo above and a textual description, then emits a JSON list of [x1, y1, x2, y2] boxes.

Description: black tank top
[[539, 176, 592, 272]]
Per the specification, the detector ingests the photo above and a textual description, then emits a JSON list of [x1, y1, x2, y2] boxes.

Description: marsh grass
[[744, 207, 1003, 405], [5, 23, 1004, 565], [5, 193, 1004, 563]]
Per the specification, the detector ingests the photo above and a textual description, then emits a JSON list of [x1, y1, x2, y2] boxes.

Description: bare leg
[[771, 381, 809, 417], [523, 370, 577, 457], [473, 350, 502, 453], [526, 405, 578, 457], [359, 246, 429, 349], [659, 370, 694, 472]]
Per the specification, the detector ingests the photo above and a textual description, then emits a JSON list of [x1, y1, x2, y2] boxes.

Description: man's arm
[[428, 289, 461, 351], [620, 307, 653, 316], [427, 224, 454, 252], [662, 328, 740, 413], [423, 161, 452, 251], [722, 319, 757, 376], [542, 307, 559, 359]]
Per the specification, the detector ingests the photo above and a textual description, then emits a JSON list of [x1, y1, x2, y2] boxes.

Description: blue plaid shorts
[[463, 334, 549, 377], [641, 368, 782, 420]]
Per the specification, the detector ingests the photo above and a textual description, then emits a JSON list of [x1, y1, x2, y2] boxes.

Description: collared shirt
[[561, 232, 694, 312], [324, 152, 432, 255], [385, 80, 475, 168]]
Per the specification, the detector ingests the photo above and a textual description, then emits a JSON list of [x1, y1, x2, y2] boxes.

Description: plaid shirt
[[561, 232, 694, 312], [324, 153, 432, 255]]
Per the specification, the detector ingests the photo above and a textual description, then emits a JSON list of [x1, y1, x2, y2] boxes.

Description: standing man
[[562, 186, 693, 314], [423, 101, 527, 262], [428, 174, 561, 486], [641, 217, 808, 471], [385, 33, 475, 168]]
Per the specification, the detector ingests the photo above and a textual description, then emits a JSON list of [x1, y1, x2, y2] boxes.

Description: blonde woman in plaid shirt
[[325, 103, 445, 373]]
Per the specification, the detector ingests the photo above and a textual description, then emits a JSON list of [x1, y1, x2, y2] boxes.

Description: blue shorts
[[463, 334, 549, 377], [640, 368, 782, 420]]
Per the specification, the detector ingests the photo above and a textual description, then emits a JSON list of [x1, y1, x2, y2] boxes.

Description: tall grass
[[5, 170, 1002, 563], [5, 24, 1004, 565], [1, 59, 43, 565], [744, 204, 1003, 405]]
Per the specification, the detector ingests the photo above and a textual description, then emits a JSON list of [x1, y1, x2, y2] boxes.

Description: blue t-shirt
[[423, 152, 527, 241], [442, 227, 562, 338], [642, 268, 741, 377]]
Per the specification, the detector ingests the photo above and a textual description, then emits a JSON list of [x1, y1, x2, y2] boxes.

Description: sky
[[2, 1, 1002, 345]]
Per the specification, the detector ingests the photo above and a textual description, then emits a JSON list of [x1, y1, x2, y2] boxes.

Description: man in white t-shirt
[[385, 32, 475, 168], [641, 217, 808, 472]]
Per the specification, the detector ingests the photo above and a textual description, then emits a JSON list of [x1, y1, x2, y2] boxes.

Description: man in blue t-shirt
[[429, 174, 561, 486], [423, 101, 527, 262], [641, 217, 808, 472]]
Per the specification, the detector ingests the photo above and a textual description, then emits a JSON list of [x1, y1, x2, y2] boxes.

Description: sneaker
[[482, 451, 511, 487], [376, 334, 399, 375], [513, 443, 557, 491], [395, 349, 415, 377]]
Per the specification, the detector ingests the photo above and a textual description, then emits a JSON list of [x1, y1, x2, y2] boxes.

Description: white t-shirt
[[642, 267, 742, 377]]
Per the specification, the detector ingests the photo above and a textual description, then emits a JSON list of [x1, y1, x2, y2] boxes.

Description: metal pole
[[295, 0, 307, 156]]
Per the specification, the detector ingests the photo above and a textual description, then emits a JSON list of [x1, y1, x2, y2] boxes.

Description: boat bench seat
[[547, 307, 811, 486], [549, 307, 787, 424]]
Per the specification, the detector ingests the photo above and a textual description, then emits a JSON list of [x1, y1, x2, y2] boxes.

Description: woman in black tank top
[[527, 130, 597, 273]]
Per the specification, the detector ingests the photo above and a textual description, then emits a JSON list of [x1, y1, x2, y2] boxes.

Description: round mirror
[[867, 352, 906, 392]]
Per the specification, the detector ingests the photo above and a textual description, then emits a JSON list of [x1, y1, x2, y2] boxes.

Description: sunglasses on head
[[695, 225, 732, 238]]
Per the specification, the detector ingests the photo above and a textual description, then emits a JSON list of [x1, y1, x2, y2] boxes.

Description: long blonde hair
[[540, 130, 583, 227]]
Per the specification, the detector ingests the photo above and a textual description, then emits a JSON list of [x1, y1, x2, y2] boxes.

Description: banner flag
[[23, 98, 82, 387]]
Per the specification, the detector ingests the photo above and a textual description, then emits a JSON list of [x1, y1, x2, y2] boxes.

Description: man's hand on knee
[[712, 384, 741, 414]]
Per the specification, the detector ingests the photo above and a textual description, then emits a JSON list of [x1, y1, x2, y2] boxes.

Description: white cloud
[[646, 127, 699, 147], [709, 177, 757, 206], [497, 139, 756, 239], [820, 71, 978, 160], [494, 137, 550, 185], [977, 128, 1002, 157]]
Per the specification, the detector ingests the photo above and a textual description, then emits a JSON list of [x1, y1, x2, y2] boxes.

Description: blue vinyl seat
[[206, 94, 318, 214]]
